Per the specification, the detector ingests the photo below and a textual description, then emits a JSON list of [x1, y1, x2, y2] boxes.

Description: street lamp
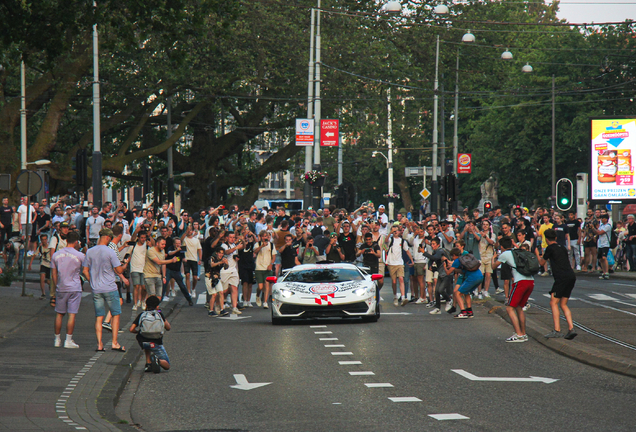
[[372, 150, 394, 219], [382, 1, 402, 13], [522, 62, 533, 73], [501, 48, 513, 60]]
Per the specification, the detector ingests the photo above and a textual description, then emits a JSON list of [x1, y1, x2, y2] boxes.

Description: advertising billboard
[[591, 117, 636, 203], [458, 153, 471, 174], [295, 119, 314, 146], [320, 119, 339, 146]]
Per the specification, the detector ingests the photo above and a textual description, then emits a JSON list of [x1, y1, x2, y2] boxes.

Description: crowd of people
[[2, 196, 630, 356]]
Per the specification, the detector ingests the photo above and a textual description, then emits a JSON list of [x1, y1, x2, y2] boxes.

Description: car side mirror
[[266, 276, 278, 283], [371, 274, 383, 281]]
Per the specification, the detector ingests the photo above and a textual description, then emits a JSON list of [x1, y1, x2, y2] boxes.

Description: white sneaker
[[401, 298, 409, 307], [64, 339, 79, 349], [132, 304, 137, 311], [522, 304, 530, 311], [429, 308, 441, 315], [27, 250, 34, 257], [54, 337, 62, 348], [445, 300, 453, 312], [171, 290, 177, 297], [393, 298, 399, 307], [495, 288, 504, 294], [477, 293, 483, 300], [263, 302, 269, 309], [191, 289, 196, 298], [415, 298, 425, 304], [247, 302, 254, 308], [162, 296, 170, 302], [256, 297, 262, 307], [232, 307, 242, 315], [483, 291, 491, 298], [576, 265, 581, 271]]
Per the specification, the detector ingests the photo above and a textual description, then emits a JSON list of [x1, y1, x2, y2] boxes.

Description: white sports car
[[268, 263, 383, 325]]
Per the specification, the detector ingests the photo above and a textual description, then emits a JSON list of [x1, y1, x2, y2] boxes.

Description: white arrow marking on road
[[230, 374, 272, 391], [217, 314, 250, 320], [381, 312, 412, 315], [451, 369, 558, 384]]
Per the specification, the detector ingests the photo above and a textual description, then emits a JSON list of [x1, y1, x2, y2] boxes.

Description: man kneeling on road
[[492, 236, 535, 343], [129, 296, 171, 373]]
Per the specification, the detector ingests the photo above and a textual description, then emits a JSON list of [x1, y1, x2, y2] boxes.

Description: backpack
[[609, 229, 618, 249], [138, 310, 165, 339], [510, 249, 541, 276], [458, 253, 481, 272]]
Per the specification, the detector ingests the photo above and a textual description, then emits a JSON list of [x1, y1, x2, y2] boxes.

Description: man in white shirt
[[411, 226, 429, 304], [377, 205, 389, 236], [593, 214, 613, 280], [17, 197, 36, 233], [181, 225, 203, 298], [383, 224, 413, 307], [221, 232, 243, 314], [129, 230, 149, 311], [85, 207, 106, 247], [438, 220, 456, 251]]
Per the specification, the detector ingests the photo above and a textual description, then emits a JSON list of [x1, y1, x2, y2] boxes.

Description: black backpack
[[610, 229, 618, 249], [458, 253, 481, 272], [511, 249, 541, 276]]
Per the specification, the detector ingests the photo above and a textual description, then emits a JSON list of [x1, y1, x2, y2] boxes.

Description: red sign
[[458, 153, 472, 174], [320, 119, 339, 147]]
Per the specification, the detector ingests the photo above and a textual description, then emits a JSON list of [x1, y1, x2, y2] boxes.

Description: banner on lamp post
[[458, 153, 472, 174], [320, 119, 339, 147], [295, 119, 314, 146]]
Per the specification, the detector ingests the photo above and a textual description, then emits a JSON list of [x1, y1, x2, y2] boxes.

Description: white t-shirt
[[118, 233, 132, 257], [411, 236, 428, 264], [377, 213, 389, 236], [221, 243, 238, 272], [86, 215, 105, 239], [184, 236, 202, 261], [255, 241, 276, 271], [385, 236, 408, 266], [17, 204, 35, 224], [130, 242, 147, 273], [497, 250, 534, 282]]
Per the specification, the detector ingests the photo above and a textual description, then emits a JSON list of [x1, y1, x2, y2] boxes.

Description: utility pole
[[167, 96, 174, 205], [387, 88, 394, 221], [91, 1, 102, 209], [431, 35, 440, 213]]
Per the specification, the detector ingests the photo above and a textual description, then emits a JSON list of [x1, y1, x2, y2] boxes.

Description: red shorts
[[508, 280, 534, 308]]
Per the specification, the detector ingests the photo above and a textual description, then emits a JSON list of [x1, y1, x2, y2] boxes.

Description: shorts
[[458, 274, 484, 295], [239, 266, 256, 284], [425, 268, 439, 283], [387, 264, 404, 279], [550, 277, 576, 299], [145, 277, 162, 297], [414, 263, 426, 276], [131, 272, 145, 286], [584, 241, 596, 248], [93, 290, 122, 317], [500, 263, 513, 280], [480, 255, 493, 274], [205, 276, 224, 295], [597, 247, 610, 259], [184, 260, 199, 276], [274, 254, 281, 265], [40, 265, 51, 279], [221, 271, 239, 289], [55, 291, 82, 314], [508, 280, 534, 308], [141, 341, 170, 365], [255, 270, 273, 284]]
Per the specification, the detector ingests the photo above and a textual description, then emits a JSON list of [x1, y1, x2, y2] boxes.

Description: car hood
[[276, 279, 370, 295]]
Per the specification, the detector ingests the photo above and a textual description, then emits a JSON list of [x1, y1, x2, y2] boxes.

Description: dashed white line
[[319, 338, 338, 341], [324, 344, 345, 348], [314, 331, 333, 334], [331, 352, 353, 356], [389, 397, 422, 402], [429, 413, 470, 421], [365, 383, 394, 388], [349, 371, 375, 376], [310, 325, 327, 328], [339, 361, 362, 365]]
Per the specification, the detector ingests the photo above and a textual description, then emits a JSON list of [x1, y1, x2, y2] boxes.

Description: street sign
[[458, 153, 472, 174], [420, 188, 431, 200], [0, 174, 10, 190], [16, 171, 43, 196], [295, 118, 314, 146], [320, 119, 339, 146], [405, 167, 424, 177]]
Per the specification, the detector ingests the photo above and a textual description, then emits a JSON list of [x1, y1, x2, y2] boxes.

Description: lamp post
[[451, 31, 475, 175], [372, 150, 393, 220], [92, 1, 102, 210], [431, 5, 449, 212]]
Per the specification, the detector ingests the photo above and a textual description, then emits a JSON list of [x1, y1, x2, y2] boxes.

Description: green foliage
[[0, 267, 18, 287]]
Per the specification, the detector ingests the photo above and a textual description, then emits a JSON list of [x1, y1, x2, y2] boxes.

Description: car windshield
[[284, 268, 364, 283]]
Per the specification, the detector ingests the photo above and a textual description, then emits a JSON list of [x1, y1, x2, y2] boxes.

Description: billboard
[[591, 118, 636, 202], [295, 119, 314, 146], [458, 153, 471, 174], [320, 119, 339, 146]]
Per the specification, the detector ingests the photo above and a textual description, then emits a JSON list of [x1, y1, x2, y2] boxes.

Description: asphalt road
[[129, 276, 636, 432]]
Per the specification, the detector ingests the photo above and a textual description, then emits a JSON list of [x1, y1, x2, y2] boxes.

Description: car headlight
[[280, 289, 294, 298], [354, 288, 368, 297]]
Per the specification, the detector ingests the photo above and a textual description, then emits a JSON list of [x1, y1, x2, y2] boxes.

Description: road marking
[[331, 352, 353, 356], [588, 294, 620, 301], [81, 292, 91, 297], [230, 374, 272, 390], [319, 338, 338, 341], [451, 369, 558, 384], [577, 298, 636, 316], [332, 403, 341, 405], [429, 413, 470, 421], [315, 331, 333, 334], [365, 383, 393, 388], [349, 371, 374, 376], [382, 312, 412, 315], [339, 361, 362, 365], [217, 314, 251, 320], [197, 293, 207, 304], [324, 344, 345, 347], [310, 325, 327, 328], [612, 283, 635, 287], [389, 397, 421, 402]]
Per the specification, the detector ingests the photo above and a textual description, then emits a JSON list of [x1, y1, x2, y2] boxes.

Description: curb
[[96, 297, 184, 431], [483, 299, 636, 379]]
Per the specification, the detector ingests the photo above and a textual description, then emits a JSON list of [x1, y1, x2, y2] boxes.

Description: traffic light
[[439, 176, 447, 202], [72, 149, 87, 189], [446, 174, 457, 202], [484, 200, 492, 212], [556, 178, 573, 211], [142, 166, 152, 198]]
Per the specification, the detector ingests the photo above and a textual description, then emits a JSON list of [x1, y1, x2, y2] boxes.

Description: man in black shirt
[[624, 214, 636, 272], [237, 231, 257, 307], [357, 233, 381, 273], [277, 234, 300, 270], [535, 229, 577, 340], [0, 197, 13, 245], [566, 211, 582, 270], [164, 238, 193, 306], [338, 221, 357, 262]]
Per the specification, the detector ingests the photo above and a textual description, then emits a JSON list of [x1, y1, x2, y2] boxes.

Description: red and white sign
[[295, 118, 314, 146], [320, 119, 339, 147], [458, 153, 472, 174]]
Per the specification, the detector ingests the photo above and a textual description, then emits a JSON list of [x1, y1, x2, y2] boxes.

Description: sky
[[556, 0, 636, 24]]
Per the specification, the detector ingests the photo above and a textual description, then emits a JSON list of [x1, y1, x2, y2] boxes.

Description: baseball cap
[[99, 228, 114, 238], [628, 214, 635, 219], [59, 222, 70, 228], [342, 220, 350, 225], [378, 205, 386, 209]]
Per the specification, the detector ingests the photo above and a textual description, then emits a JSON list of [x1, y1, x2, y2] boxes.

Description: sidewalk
[[0, 279, 183, 431]]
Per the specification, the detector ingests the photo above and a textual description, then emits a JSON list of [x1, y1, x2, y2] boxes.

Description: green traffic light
[[560, 198, 569, 205]]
